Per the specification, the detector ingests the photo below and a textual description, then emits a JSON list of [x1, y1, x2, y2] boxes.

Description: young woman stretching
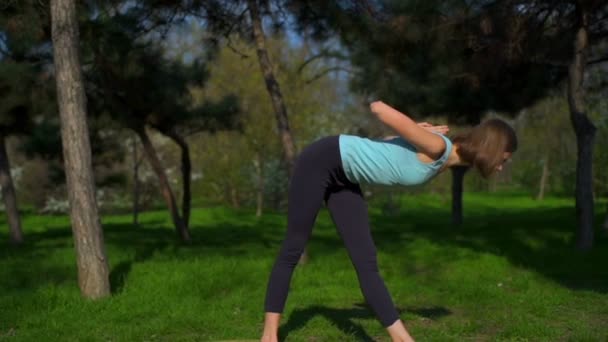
[[260, 101, 518, 342]]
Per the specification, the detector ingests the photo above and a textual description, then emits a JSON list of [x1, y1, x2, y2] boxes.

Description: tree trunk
[[568, 3, 596, 250], [161, 128, 192, 229], [247, 0, 297, 175], [248, 0, 307, 263], [451, 166, 468, 225], [51, 0, 110, 299], [230, 185, 240, 209], [134, 126, 190, 242], [132, 136, 140, 225], [0, 134, 24, 245], [537, 156, 549, 201], [254, 152, 264, 217]]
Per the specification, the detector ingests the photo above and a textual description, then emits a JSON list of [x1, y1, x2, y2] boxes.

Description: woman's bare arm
[[371, 101, 446, 158], [383, 124, 448, 140]]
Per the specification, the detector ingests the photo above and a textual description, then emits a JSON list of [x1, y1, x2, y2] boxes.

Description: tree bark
[[132, 136, 140, 225], [161, 128, 192, 229], [230, 185, 240, 209], [248, 0, 307, 263], [568, 2, 596, 250], [537, 156, 549, 201], [51, 0, 110, 299], [254, 152, 264, 217], [134, 126, 191, 242], [248, 0, 297, 175], [0, 134, 24, 245], [451, 166, 468, 225]]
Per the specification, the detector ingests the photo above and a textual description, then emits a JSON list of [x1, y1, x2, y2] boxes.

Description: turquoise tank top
[[339, 134, 452, 186]]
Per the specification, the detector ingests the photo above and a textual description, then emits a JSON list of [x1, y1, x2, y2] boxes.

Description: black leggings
[[264, 136, 400, 327]]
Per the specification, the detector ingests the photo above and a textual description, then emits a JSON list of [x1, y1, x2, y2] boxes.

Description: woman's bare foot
[[386, 319, 415, 342], [260, 312, 281, 342], [260, 335, 278, 342]]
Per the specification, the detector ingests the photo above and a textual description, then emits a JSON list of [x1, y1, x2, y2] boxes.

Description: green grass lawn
[[1, 193, 607, 341]]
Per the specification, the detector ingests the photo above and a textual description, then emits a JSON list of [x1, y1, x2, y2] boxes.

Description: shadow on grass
[[408, 306, 451, 319], [0, 215, 281, 293], [280, 304, 376, 341], [1, 204, 607, 295], [108, 238, 168, 293], [371, 205, 608, 293], [280, 303, 451, 341], [103, 217, 280, 293]]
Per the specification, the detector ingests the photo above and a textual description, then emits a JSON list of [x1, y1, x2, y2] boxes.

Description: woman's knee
[[278, 244, 306, 266]]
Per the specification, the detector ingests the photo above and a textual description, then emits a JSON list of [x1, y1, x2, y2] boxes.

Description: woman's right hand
[[368, 101, 447, 158], [417, 122, 450, 135]]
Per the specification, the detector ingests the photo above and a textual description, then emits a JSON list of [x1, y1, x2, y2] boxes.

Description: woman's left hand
[[417, 122, 449, 135]]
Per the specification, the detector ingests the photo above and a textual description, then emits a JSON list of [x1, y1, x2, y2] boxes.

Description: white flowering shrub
[[41, 196, 70, 214]]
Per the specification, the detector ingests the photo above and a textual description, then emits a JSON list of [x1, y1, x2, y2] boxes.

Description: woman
[[260, 101, 518, 342]]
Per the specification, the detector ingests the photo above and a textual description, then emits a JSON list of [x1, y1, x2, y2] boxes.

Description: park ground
[[1, 193, 607, 341]]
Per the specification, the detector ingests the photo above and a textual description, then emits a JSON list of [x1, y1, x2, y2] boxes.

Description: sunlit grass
[[1, 193, 607, 341]]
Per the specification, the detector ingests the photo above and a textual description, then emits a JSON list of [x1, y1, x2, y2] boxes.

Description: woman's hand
[[370, 101, 387, 115], [368, 100, 447, 158], [371, 102, 449, 135], [417, 122, 449, 135]]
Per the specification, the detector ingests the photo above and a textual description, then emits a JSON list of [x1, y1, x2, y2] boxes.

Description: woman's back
[[339, 134, 452, 186]]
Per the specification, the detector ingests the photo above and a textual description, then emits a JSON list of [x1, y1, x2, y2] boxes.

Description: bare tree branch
[[304, 66, 353, 84], [226, 38, 250, 58], [297, 48, 347, 73], [588, 56, 608, 65]]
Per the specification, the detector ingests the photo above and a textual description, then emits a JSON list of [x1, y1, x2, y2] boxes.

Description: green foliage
[[510, 96, 577, 196], [186, 33, 357, 210], [4, 0, 606, 212], [14, 156, 50, 209], [0, 62, 35, 133], [590, 112, 608, 198], [0, 0, 55, 137], [0, 0, 50, 59], [80, 10, 236, 135], [292, 0, 607, 124], [190, 131, 253, 206], [1, 194, 607, 340], [588, 66, 608, 198], [350, 0, 561, 121]]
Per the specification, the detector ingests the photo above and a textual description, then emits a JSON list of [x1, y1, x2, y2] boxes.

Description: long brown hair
[[451, 119, 518, 178]]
